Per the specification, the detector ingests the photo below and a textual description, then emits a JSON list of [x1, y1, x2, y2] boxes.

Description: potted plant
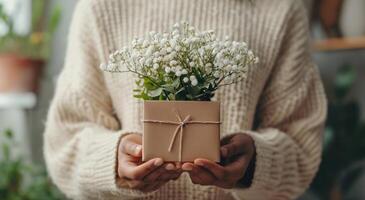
[[0, 129, 65, 200], [102, 22, 259, 162], [0, 1, 61, 93], [311, 65, 365, 199]]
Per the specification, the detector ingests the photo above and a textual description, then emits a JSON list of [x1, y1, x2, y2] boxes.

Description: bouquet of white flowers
[[101, 22, 259, 162], [101, 22, 258, 101]]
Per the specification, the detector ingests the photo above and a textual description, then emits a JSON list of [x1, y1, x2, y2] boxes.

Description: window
[[0, 0, 31, 36]]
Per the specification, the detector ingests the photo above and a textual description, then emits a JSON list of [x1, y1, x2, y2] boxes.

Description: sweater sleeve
[[229, 2, 327, 200], [43, 1, 152, 199]]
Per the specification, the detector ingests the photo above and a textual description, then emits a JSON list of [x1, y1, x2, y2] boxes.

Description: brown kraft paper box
[[143, 101, 220, 162]]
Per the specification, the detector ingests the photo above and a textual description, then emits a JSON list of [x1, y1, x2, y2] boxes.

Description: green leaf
[[4, 129, 13, 139], [176, 87, 185, 95], [159, 93, 164, 100], [48, 5, 62, 35], [2, 143, 10, 160], [0, 4, 13, 34], [172, 78, 180, 88], [32, 0, 46, 31], [143, 78, 157, 90], [148, 88, 163, 97], [168, 93, 175, 100], [335, 65, 356, 99], [323, 127, 334, 151], [161, 85, 175, 93]]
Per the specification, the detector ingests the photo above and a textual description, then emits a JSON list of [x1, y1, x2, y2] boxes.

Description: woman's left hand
[[182, 134, 256, 189]]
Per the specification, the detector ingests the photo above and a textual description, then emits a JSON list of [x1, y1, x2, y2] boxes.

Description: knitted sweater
[[44, 0, 327, 199]]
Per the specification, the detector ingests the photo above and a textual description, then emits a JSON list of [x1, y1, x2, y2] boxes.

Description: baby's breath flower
[[170, 60, 178, 66], [214, 71, 220, 78], [206, 68, 212, 74], [183, 77, 189, 83], [181, 69, 188, 75], [102, 22, 259, 101], [175, 46, 181, 51], [165, 67, 171, 73], [175, 70, 182, 77]]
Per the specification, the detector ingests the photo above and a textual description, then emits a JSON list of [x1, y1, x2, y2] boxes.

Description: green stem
[[126, 64, 171, 100]]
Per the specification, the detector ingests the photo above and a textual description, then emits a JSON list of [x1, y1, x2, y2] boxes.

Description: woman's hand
[[116, 134, 182, 193], [182, 134, 256, 189]]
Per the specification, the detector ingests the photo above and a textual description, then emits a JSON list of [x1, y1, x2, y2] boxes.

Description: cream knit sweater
[[44, 0, 327, 199]]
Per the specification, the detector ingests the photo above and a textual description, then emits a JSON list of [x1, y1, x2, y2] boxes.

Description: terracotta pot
[[0, 54, 44, 93], [319, 0, 344, 37]]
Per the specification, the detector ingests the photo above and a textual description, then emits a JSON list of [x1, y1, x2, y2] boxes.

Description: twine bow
[[143, 109, 221, 162]]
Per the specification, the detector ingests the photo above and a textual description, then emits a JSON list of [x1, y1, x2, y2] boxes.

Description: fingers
[[171, 170, 183, 180], [220, 141, 245, 158], [165, 163, 176, 171], [185, 155, 250, 188], [144, 162, 183, 183], [194, 159, 226, 179], [220, 134, 255, 159], [175, 162, 182, 169], [143, 164, 169, 182], [224, 155, 249, 177], [181, 162, 193, 171], [120, 158, 163, 180], [183, 163, 217, 185], [127, 180, 145, 190], [121, 139, 142, 157], [140, 163, 182, 192], [119, 161, 182, 192]]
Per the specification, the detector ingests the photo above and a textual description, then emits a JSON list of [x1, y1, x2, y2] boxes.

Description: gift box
[[143, 101, 221, 162]]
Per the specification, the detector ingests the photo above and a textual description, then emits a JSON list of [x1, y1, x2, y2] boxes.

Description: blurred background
[[0, 0, 364, 199]]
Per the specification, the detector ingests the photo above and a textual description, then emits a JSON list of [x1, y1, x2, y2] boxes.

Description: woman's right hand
[[116, 134, 182, 193]]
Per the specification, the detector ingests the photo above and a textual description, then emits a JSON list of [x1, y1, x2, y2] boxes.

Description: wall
[[29, 0, 77, 162]]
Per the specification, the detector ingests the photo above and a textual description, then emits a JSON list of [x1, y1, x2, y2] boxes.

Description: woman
[[44, 0, 327, 199]]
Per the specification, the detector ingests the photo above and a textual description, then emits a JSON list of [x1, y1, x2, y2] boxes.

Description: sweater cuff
[[78, 127, 151, 198], [225, 129, 284, 199]]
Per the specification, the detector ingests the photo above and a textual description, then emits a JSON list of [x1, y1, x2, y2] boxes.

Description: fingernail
[[165, 164, 175, 171], [194, 160, 204, 166], [135, 145, 142, 154], [154, 159, 163, 166], [182, 165, 193, 171], [175, 162, 181, 169]]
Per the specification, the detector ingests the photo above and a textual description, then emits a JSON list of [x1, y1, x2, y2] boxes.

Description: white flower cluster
[[101, 22, 259, 101]]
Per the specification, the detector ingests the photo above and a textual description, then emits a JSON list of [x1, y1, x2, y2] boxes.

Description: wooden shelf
[[313, 36, 365, 52]]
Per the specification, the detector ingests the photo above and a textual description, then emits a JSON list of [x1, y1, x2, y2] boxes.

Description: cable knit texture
[[44, 0, 327, 199]]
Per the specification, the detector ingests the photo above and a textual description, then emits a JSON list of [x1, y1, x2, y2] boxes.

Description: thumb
[[121, 139, 142, 157], [220, 141, 244, 159]]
